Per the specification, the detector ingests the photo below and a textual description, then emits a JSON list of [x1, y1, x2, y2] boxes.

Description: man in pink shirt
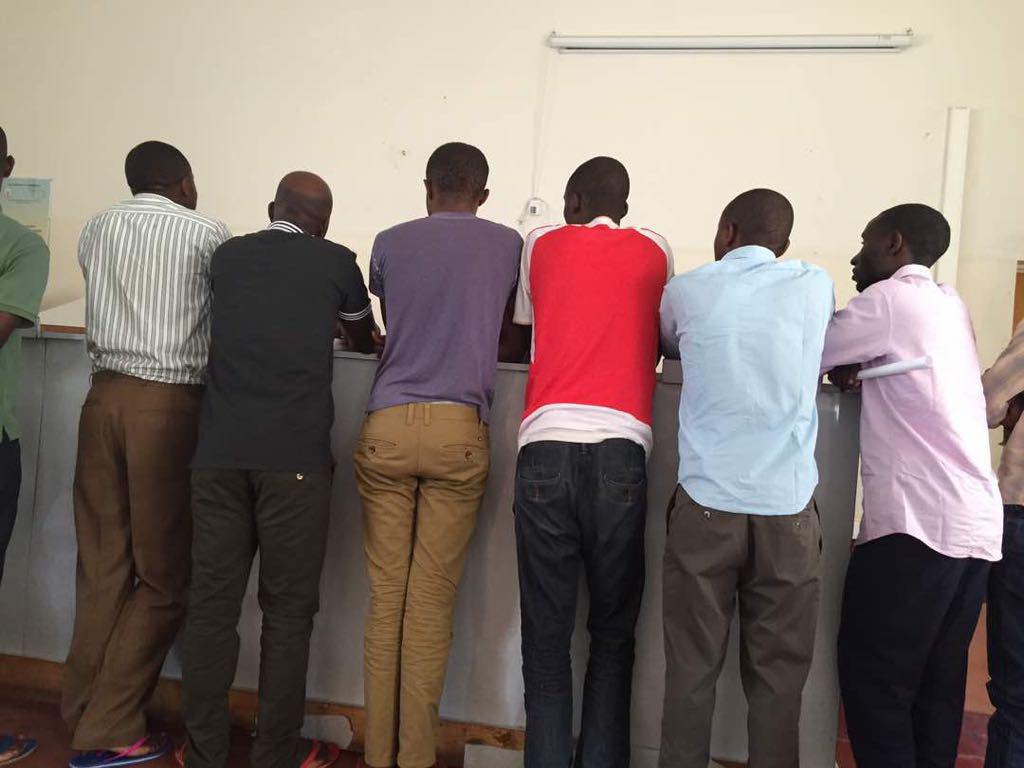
[[821, 203, 1002, 767]]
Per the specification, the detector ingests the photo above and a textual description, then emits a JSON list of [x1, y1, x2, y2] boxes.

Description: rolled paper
[[856, 355, 932, 380]]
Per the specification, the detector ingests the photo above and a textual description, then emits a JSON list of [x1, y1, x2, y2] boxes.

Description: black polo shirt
[[192, 221, 371, 473]]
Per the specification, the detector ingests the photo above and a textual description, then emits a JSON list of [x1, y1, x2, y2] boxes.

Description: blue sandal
[[69, 733, 171, 768]]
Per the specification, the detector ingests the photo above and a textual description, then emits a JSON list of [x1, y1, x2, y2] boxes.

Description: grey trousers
[[660, 485, 822, 768]]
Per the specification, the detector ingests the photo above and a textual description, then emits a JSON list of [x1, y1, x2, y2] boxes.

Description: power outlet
[[519, 196, 549, 226]]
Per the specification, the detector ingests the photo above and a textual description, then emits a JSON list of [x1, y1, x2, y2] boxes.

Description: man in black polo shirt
[[180, 172, 375, 768]]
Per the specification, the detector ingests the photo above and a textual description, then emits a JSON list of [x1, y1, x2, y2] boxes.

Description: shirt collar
[[721, 244, 776, 263], [128, 192, 180, 207], [892, 264, 933, 281], [585, 216, 619, 229], [266, 220, 305, 235], [430, 211, 476, 220]]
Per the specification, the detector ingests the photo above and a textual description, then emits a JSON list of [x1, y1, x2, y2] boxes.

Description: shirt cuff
[[339, 303, 372, 322], [0, 302, 39, 328]]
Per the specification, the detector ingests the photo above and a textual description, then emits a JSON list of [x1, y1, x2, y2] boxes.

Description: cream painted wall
[[2, 0, 1022, 367]]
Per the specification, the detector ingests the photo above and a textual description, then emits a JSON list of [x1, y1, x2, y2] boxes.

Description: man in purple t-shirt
[[354, 142, 524, 768]]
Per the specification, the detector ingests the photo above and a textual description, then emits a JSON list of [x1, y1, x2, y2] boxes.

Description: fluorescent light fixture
[[547, 31, 914, 53]]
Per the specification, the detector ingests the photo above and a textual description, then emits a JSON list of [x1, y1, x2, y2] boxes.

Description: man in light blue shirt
[[658, 189, 833, 768]]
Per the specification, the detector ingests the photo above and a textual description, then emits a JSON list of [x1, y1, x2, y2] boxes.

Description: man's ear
[[267, 202, 275, 223], [722, 220, 738, 248], [423, 178, 434, 201], [777, 238, 791, 258], [889, 229, 905, 257], [622, 201, 629, 220], [568, 190, 583, 213], [2, 155, 14, 180], [477, 188, 490, 207], [180, 174, 198, 210]]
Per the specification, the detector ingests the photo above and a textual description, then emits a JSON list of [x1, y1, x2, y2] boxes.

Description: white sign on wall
[[1, 178, 52, 244]]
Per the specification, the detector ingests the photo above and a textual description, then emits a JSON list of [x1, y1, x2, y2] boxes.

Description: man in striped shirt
[[983, 322, 1024, 766], [62, 141, 230, 766]]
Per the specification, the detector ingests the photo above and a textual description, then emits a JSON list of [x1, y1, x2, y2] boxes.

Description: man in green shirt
[[0, 125, 49, 767]]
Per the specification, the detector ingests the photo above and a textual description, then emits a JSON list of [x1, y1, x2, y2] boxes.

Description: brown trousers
[[62, 372, 202, 749], [354, 403, 489, 768], [660, 486, 822, 768]]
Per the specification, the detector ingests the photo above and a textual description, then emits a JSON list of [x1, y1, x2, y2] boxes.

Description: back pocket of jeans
[[600, 469, 645, 506], [517, 463, 560, 484]]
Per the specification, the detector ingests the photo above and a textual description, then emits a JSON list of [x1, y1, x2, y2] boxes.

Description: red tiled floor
[[967, 606, 995, 715], [835, 736, 856, 767], [0, 694, 361, 768], [960, 711, 990, 758]]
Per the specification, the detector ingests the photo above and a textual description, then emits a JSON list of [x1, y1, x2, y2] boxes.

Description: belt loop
[[406, 403, 414, 426], [424, 402, 432, 427]]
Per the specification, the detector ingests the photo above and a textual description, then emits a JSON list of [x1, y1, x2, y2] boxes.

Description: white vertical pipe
[[935, 107, 971, 287]]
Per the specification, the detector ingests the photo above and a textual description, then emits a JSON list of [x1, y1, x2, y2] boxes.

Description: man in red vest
[[512, 156, 673, 768]]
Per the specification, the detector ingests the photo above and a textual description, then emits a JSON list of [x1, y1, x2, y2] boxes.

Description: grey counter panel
[[1, 338, 860, 766]]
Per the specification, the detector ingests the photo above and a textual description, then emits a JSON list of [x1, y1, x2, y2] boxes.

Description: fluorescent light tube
[[547, 32, 914, 53]]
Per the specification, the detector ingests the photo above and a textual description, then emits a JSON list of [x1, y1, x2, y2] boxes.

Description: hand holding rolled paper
[[828, 364, 862, 392]]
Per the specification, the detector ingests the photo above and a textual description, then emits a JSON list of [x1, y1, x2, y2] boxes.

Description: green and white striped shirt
[[78, 193, 231, 384]]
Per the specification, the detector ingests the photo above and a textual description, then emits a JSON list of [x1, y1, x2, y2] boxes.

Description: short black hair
[[0, 126, 7, 158], [566, 156, 630, 211], [425, 142, 489, 197], [873, 203, 950, 267], [721, 188, 794, 255], [124, 141, 191, 194]]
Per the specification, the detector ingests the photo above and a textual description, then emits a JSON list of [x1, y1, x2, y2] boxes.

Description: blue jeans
[[514, 439, 648, 768], [987, 504, 1024, 768]]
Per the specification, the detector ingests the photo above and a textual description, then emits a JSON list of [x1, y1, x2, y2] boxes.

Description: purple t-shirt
[[367, 212, 523, 422]]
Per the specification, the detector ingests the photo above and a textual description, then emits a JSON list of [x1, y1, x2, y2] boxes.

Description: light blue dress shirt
[[660, 245, 835, 515]]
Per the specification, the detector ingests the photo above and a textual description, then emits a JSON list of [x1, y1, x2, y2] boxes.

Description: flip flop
[[0, 734, 38, 767], [69, 733, 172, 768], [300, 739, 341, 768]]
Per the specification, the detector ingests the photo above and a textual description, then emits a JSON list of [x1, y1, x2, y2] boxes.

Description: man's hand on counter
[[339, 314, 376, 355], [827, 364, 862, 393]]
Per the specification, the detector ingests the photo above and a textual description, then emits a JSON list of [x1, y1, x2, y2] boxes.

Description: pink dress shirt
[[821, 264, 1002, 561]]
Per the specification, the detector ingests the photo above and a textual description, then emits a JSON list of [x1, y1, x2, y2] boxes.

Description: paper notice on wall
[[1, 178, 52, 244]]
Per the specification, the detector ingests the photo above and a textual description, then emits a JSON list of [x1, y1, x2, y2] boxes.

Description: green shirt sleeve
[[0, 226, 51, 328]]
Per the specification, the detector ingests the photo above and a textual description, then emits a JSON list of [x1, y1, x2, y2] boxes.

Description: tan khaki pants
[[660, 485, 822, 768], [62, 372, 202, 749], [354, 403, 489, 768]]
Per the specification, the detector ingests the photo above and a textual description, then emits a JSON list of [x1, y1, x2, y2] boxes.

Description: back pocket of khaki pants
[[441, 443, 489, 465], [355, 437, 398, 461]]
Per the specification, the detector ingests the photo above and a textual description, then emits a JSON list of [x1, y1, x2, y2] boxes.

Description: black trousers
[[986, 505, 1024, 768], [182, 469, 332, 768], [514, 439, 647, 768], [838, 533, 990, 768], [0, 431, 21, 584]]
